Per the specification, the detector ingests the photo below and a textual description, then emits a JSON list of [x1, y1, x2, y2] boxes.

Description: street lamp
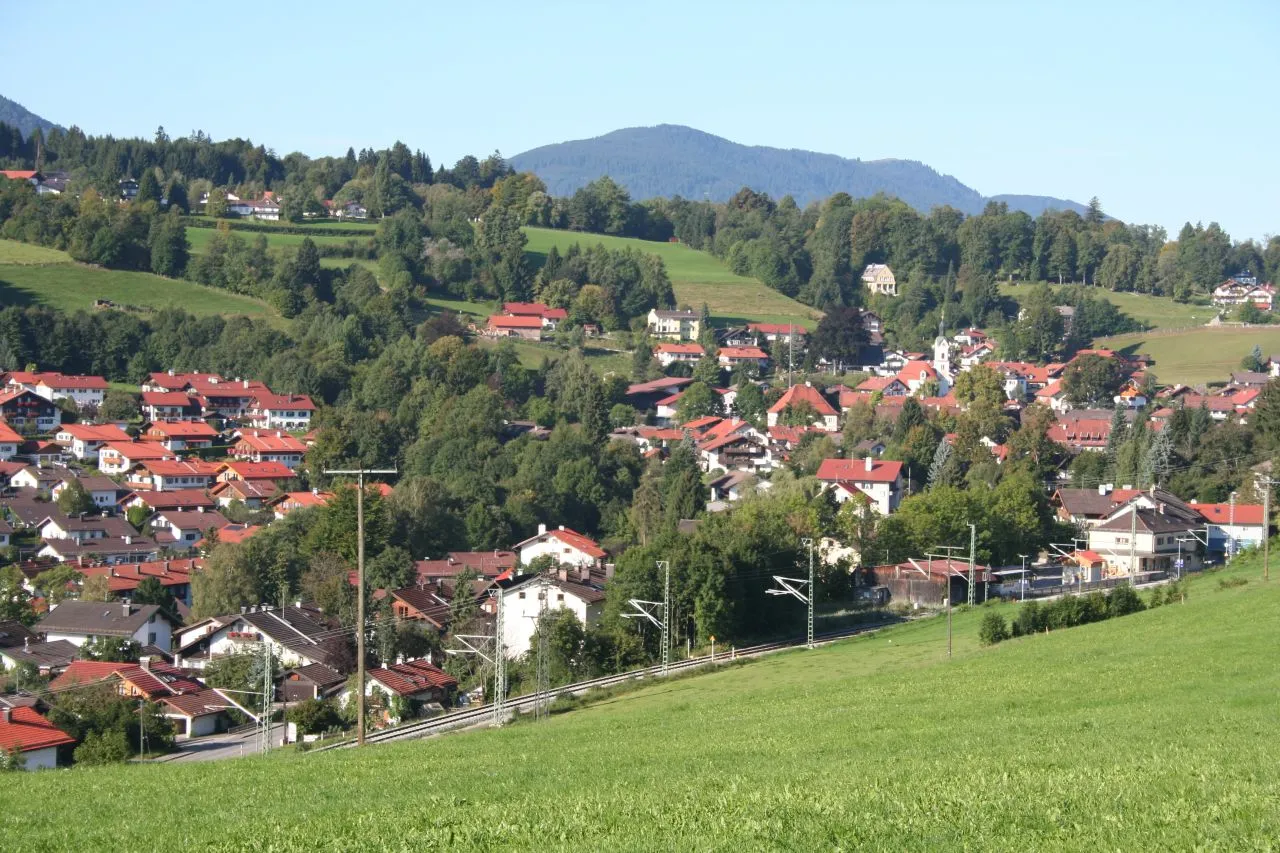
[[1018, 553, 1029, 602]]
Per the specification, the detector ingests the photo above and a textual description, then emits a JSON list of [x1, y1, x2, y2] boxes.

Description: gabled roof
[[653, 343, 706, 356], [145, 421, 219, 439], [0, 620, 37, 648], [235, 605, 348, 670], [34, 373, 108, 391], [158, 688, 235, 718], [283, 662, 346, 689], [366, 659, 458, 697], [487, 314, 543, 329], [747, 323, 808, 335], [719, 346, 769, 360], [125, 489, 216, 511], [57, 424, 130, 442], [140, 391, 200, 407], [0, 706, 75, 753], [134, 459, 221, 477], [235, 430, 307, 453], [99, 441, 176, 462], [768, 384, 837, 417], [251, 392, 315, 412], [626, 376, 694, 396], [513, 526, 606, 559], [0, 422, 21, 443], [216, 461, 297, 481], [816, 458, 904, 484], [37, 601, 168, 638], [0, 639, 78, 670], [414, 551, 517, 580]]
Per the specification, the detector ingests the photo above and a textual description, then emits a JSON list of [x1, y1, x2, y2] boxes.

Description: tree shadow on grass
[[0, 277, 34, 309]]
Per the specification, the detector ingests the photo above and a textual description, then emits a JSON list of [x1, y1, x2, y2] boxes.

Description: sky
[[8, 0, 1278, 240]]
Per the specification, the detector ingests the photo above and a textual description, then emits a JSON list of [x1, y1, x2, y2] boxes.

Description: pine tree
[[927, 439, 952, 489], [1144, 426, 1174, 487], [1105, 406, 1128, 472]]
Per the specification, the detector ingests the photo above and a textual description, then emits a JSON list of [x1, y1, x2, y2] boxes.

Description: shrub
[[1107, 585, 1147, 618], [979, 611, 1009, 646], [1010, 601, 1042, 637], [1148, 585, 1166, 608], [1077, 592, 1109, 625], [286, 698, 341, 735], [1217, 577, 1247, 590]]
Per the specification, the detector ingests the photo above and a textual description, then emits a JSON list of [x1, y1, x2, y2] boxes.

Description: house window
[[148, 632, 156, 644], [557, 594, 565, 602]]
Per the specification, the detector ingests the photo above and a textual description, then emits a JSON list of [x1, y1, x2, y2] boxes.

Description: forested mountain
[[511, 125, 1088, 218], [0, 95, 62, 139]]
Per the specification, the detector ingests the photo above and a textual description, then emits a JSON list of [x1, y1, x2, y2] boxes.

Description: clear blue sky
[[8, 0, 1278, 240]]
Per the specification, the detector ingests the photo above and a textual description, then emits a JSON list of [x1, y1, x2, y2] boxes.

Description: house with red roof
[[269, 490, 334, 519], [514, 524, 607, 570], [139, 391, 202, 421], [209, 479, 279, 508], [142, 420, 219, 451], [0, 420, 20, 460], [31, 373, 108, 409], [747, 322, 808, 343], [233, 429, 307, 468], [78, 558, 202, 606], [486, 314, 544, 341], [345, 659, 458, 723], [717, 346, 770, 369], [896, 360, 939, 394], [215, 460, 297, 486], [501, 302, 568, 330], [0, 388, 61, 433], [97, 441, 177, 475], [126, 459, 221, 492], [766, 383, 839, 432], [500, 573, 607, 657], [0, 706, 75, 770], [816, 457, 905, 515], [54, 423, 131, 460], [653, 342, 705, 367], [855, 375, 909, 397], [247, 393, 315, 431]]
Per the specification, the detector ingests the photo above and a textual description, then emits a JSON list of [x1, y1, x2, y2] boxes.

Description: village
[[0, 259, 1275, 768]]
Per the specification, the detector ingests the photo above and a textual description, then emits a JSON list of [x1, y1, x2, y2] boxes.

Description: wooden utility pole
[[323, 467, 396, 746]]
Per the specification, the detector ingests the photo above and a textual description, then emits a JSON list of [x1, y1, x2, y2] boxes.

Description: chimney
[[139, 655, 151, 670], [537, 523, 547, 536], [558, 568, 568, 582], [243, 380, 249, 389], [605, 563, 615, 582], [124, 535, 132, 545], [578, 567, 591, 583], [1, 707, 9, 724], [865, 456, 873, 472], [121, 602, 131, 616]]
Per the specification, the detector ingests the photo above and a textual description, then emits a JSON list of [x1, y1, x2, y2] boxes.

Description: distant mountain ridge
[[0, 95, 63, 139], [511, 124, 1088, 218]]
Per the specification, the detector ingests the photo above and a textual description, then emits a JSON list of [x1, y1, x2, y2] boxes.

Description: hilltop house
[[513, 524, 606, 570], [653, 342, 705, 367], [861, 263, 898, 296]]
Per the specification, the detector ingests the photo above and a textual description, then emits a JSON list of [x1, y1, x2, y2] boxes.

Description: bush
[[286, 698, 341, 735], [73, 730, 130, 766], [1217, 577, 1247, 590], [1107, 585, 1147, 618], [979, 611, 1009, 646], [1010, 601, 1042, 637]]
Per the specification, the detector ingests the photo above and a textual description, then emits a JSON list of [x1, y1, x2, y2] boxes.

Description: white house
[[0, 706, 75, 770], [247, 393, 315, 431], [33, 373, 108, 409], [513, 524, 606, 570], [98, 442, 177, 475], [500, 574, 606, 657], [55, 423, 131, 460], [766, 383, 839, 432], [653, 342, 705, 367], [37, 601, 174, 650], [861, 263, 898, 296], [0, 421, 21, 460], [196, 605, 347, 671], [647, 308, 701, 341], [815, 457, 905, 515], [232, 430, 307, 469]]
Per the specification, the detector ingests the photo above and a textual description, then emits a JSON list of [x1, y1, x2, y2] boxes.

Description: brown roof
[[37, 601, 168, 638]]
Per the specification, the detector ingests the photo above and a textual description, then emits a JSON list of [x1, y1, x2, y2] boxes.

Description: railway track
[[313, 619, 895, 752]]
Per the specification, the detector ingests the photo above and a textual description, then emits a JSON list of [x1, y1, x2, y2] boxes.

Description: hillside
[[511, 125, 1089, 217], [4, 558, 1277, 850], [0, 239, 276, 320], [0, 94, 62, 138], [523, 226, 820, 327]]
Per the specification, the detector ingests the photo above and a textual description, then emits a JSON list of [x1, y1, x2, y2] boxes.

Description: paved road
[[155, 723, 286, 763]]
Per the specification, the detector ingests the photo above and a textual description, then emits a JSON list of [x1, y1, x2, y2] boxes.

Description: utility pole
[[787, 322, 794, 388], [524, 579, 550, 721], [1128, 499, 1138, 585], [1018, 554, 1028, 602], [261, 637, 272, 754], [493, 588, 506, 726], [1228, 491, 1238, 562], [622, 560, 671, 675], [323, 466, 397, 746], [967, 523, 976, 606], [1262, 477, 1273, 582], [768, 541, 815, 648]]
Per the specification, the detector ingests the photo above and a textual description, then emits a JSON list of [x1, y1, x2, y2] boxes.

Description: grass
[[523, 226, 821, 327], [185, 227, 373, 255], [6, 555, 1278, 850], [1100, 327, 1280, 385], [999, 282, 1214, 332], [0, 239, 276, 320]]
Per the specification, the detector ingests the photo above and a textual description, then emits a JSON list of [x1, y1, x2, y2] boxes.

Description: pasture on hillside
[[6, 557, 1278, 850], [999, 282, 1214, 332], [1101, 326, 1280, 385], [184, 226, 374, 255], [523, 226, 821, 327], [0, 239, 275, 319]]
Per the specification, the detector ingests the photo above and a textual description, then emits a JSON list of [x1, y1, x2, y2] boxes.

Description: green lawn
[[185, 227, 374, 254], [1099, 326, 1280, 385], [524, 226, 820, 327], [0, 240, 275, 319], [1000, 282, 1215, 331], [185, 216, 379, 233], [6, 554, 1278, 850]]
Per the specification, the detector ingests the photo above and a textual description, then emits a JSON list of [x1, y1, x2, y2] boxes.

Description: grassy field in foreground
[[1100, 326, 1280, 385], [1000, 282, 1214, 331], [0, 240, 275, 319], [524, 226, 821, 327], [6, 557, 1277, 850]]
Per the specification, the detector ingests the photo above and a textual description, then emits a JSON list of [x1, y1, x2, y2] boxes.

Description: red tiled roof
[[100, 442, 177, 461], [78, 558, 201, 592], [0, 706, 75, 753], [252, 393, 315, 412], [235, 430, 307, 453], [0, 422, 21, 443], [1193, 503, 1264, 525], [502, 302, 566, 320], [35, 373, 108, 391], [0, 170, 38, 181], [488, 314, 543, 329], [626, 377, 694, 396], [140, 391, 198, 407], [216, 524, 262, 544], [158, 688, 234, 718], [146, 421, 218, 439], [57, 424, 130, 442], [217, 461, 296, 481], [768, 384, 837, 417], [896, 361, 937, 381], [719, 346, 769, 360], [653, 343, 706, 355], [816, 457, 904, 484], [516, 526, 606, 559], [136, 459, 221, 477], [747, 323, 808, 335], [366, 659, 457, 697]]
